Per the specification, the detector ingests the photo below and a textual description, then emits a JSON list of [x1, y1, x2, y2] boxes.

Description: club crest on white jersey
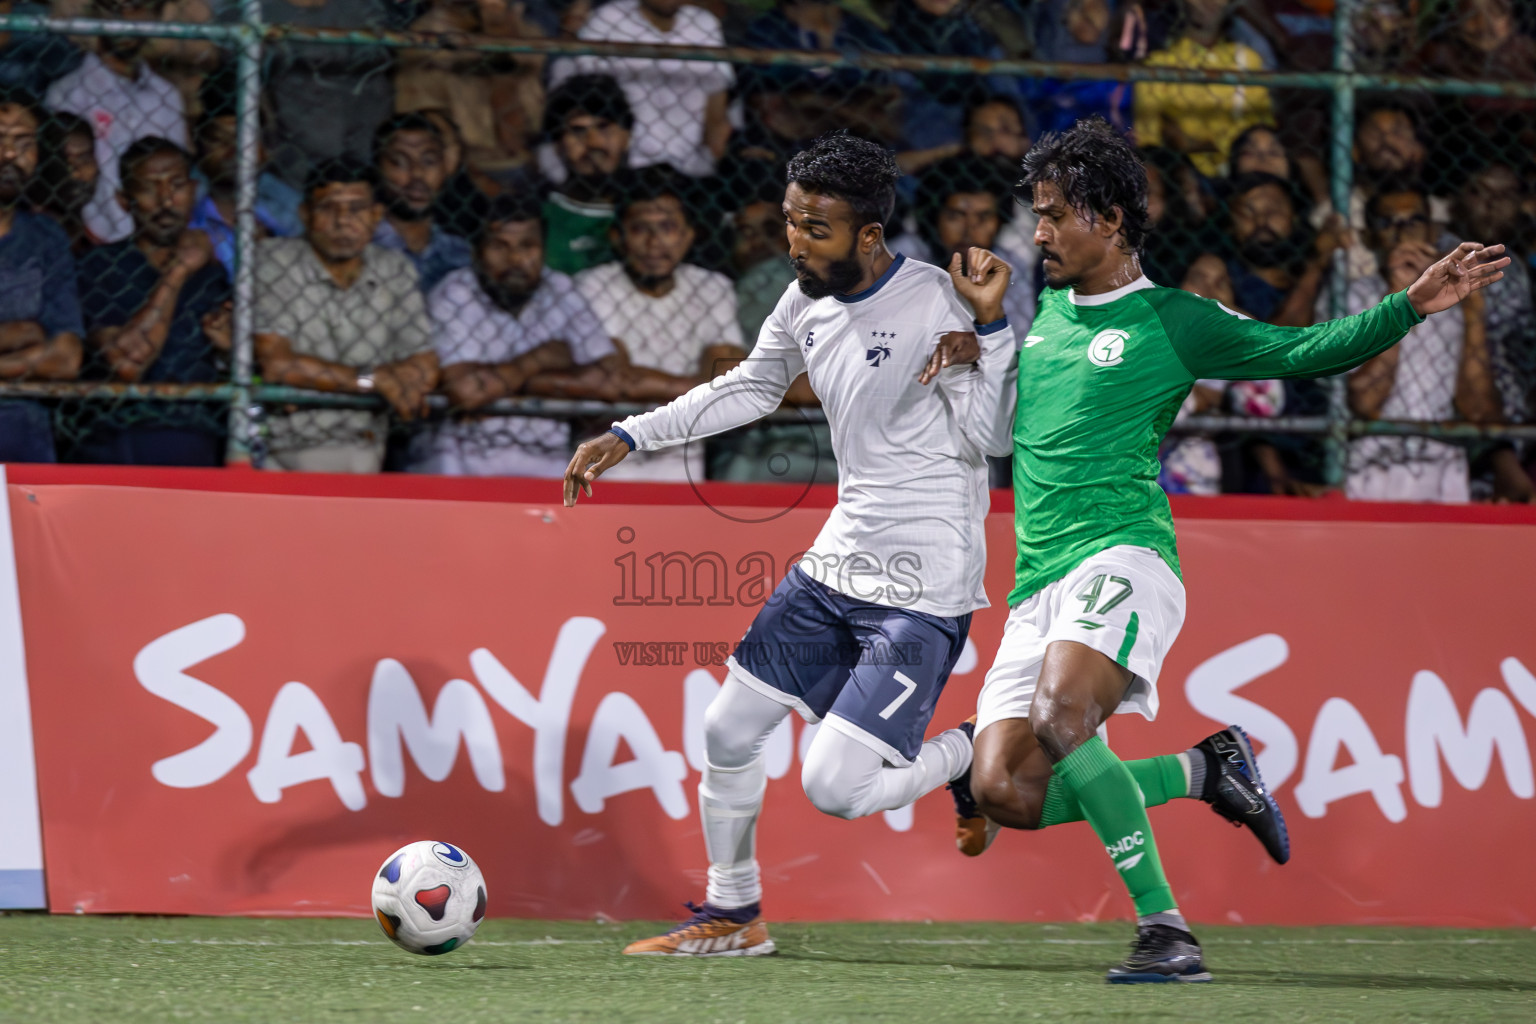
[[1088, 329, 1129, 367]]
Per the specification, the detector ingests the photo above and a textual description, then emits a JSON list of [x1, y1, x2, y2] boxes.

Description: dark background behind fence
[[0, 0, 1532, 501]]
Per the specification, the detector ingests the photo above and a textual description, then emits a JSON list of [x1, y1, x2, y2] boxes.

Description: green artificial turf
[[1, 915, 1532, 1023]]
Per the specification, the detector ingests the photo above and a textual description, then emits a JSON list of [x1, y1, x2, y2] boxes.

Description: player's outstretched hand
[[946, 247, 1011, 325], [920, 330, 979, 385], [563, 430, 631, 506], [1406, 242, 1510, 317]]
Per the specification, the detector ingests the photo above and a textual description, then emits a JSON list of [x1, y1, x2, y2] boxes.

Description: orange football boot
[[622, 902, 777, 957], [947, 715, 1000, 856]]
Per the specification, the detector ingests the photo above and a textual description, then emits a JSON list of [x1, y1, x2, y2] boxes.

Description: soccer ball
[[371, 841, 487, 956]]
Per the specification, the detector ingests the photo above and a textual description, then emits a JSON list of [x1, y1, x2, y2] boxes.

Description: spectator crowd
[[0, 0, 1532, 503]]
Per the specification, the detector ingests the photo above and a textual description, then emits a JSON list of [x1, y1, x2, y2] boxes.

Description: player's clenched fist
[[946, 247, 1011, 325], [563, 429, 631, 506]]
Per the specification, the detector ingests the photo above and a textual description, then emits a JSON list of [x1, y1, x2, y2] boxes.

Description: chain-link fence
[[0, 0, 1533, 500]]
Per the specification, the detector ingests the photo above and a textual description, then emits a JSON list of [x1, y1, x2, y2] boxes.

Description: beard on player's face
[[792, 236, 864, 299]]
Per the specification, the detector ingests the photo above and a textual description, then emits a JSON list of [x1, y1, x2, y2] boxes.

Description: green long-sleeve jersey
[[1008, 277, 1423, 605]]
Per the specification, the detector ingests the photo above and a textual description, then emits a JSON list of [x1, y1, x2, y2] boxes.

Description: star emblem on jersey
[[1087, 329, 1129, 367], [866, 342, 892, 367]]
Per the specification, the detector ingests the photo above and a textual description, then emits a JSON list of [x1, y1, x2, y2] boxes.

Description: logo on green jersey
[[1087, 329, 1129, 367]]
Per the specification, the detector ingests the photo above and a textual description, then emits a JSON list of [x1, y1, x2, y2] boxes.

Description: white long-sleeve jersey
[[615, 254, 1018, 617]]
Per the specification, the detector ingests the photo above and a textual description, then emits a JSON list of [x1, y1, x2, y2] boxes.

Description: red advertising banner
[[9, 473, 1536, 927]]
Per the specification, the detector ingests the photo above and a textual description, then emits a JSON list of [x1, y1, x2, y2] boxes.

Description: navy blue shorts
[[726, 566, 971, 765]]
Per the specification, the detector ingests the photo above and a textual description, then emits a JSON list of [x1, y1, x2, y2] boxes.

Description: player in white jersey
[[563, 133, 1019, 956]]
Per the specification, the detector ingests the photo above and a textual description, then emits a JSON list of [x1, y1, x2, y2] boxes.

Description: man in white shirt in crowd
[[562, 132, 1016, 956], [46, 0, 186, 243], [409, 193, 614, 477], [550, 0, 732, 177], [573, 165, 746, 480], [1323, 179, 1498, 502]]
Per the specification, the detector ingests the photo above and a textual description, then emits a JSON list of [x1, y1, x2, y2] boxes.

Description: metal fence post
[[1324, 0, 1357, 487], [226, 0, 264, 467]]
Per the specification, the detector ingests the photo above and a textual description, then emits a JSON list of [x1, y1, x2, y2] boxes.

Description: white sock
[[700, 756, 767, 910]]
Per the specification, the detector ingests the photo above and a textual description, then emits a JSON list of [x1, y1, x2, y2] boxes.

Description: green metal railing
[[0, 6, 1529, 476]]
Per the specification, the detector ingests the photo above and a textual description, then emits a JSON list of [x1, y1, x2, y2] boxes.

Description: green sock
[[1051, 737, 1178, 917], [1038, 754, 1190, 827]]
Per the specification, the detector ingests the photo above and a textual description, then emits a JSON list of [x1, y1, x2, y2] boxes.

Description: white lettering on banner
[[572, 692, 689, 819], [368, 660, 505, 798], [1293, 697, 1407, 823], [1406, 671, 1533, 808], [246, 682, 368, 811], [1503, 658, 1536, 718], [134, 614, 253, 788], [471, 617, 605, 827], [1183, 633, 1299, 790]]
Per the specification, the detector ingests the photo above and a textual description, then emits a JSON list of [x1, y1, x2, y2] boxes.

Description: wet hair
[[304, 157, 377, 202], [119, 136, 190, 188], [614, 163, 695, 227], [544, 74, 635, 137], [474, 191, 545, 247], [1020, 116, 1148, 254], [785, 130, 899, 231], [373, 112, 443, 165]]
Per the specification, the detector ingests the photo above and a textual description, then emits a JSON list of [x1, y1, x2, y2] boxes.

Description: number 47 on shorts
[[1075, 574, 1132, 629]]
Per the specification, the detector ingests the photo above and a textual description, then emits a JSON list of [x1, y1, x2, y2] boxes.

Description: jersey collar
[[1067, 275, 1155, 307], [835, 253, 906, 304]]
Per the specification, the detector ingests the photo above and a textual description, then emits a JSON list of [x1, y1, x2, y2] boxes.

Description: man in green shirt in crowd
[[542, 74, 633, 275], [947, 118, 1509, 983]]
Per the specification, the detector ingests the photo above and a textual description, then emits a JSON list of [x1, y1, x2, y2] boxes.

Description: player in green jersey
[[946, 118, 1509, 983]]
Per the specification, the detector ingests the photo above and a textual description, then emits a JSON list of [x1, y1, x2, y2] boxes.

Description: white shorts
[[976, 545, 1186, 736]]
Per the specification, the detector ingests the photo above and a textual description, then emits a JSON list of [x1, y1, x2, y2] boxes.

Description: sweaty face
[[967, 102, 1028, 164], [783, 182, 867, 299], [1355, 110, 1425, 176], [733, 200, 786, 272], [122, 150, 195, 247], [936, 191, 1001, 253], [558, 113, 630, 178], [377, 129, 447, 220], [1367, 191, 1432, 255], [475, 218, 544, 310], [1233, 129, 1288, 179], [1458, 164, 1521, 242], [304, 181, 382, 263], [1032, 180, 1119, 290], [0, 103, 38, 206], [616, 195, 693, 287]]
